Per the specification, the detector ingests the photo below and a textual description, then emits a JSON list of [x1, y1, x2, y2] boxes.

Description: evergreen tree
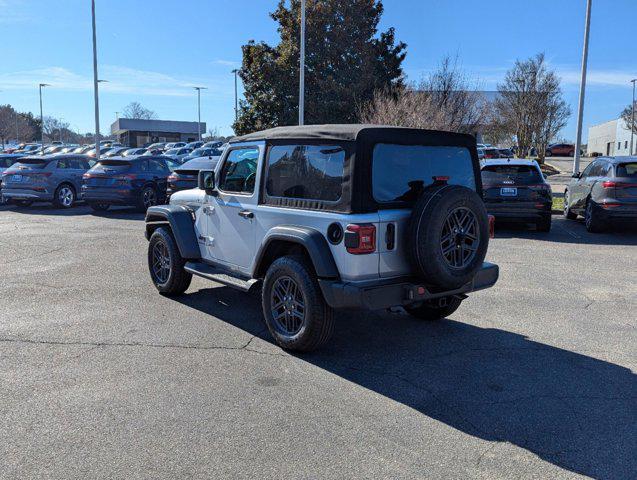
[[234, 0, 406, 135]]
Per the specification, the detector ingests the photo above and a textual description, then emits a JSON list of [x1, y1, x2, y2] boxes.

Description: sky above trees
[[0, 0, 635, 140]]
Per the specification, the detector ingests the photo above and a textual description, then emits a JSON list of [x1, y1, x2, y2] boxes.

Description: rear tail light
[[488, 215, 495, 238], [344, 224, 376, 254], [601, 202, 621, 209], [603, 181, 637, 189], [168, 174, 178, 182]]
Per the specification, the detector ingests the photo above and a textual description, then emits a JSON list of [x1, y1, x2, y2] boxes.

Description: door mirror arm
[[198, 170, 218, 196]]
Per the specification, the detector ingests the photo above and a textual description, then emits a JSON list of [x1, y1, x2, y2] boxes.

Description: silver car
[[1, 154, 93, 208], [564, 156, 637, 232]]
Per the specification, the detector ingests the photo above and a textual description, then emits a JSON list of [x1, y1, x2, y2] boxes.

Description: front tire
[[405, 296, 463, 321], [262, 256, 334, 352], [563, 190, 577, 220], [148, 227, 192, 296]]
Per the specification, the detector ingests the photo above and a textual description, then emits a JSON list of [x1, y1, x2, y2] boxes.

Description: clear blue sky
[[1, 0, 635, 141]]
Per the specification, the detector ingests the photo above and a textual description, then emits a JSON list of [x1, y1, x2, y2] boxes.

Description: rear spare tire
[[408, 184, 489, 290]]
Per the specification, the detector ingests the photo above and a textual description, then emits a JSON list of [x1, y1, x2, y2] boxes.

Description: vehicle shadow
[[495, 217, 637, 246], [177, 286, 636, 479], [0, 203, 145, 220]]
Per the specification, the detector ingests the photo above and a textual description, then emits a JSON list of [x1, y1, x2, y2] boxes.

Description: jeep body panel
[[145, 204, 201, 259]]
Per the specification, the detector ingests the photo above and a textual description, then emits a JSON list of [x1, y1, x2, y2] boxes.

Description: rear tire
[[148, 227, 192, 296], [405, 296, 463, 321], [89, 202, 110, 212], [585, 199, 606, 233], [53, 184, 76, 209], [262, 255, 334, 352], [137, 185, 157, 212], [536, 215, 552, 232]]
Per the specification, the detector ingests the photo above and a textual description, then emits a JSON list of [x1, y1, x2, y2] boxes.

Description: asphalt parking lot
[[0, 204, 635, 479]]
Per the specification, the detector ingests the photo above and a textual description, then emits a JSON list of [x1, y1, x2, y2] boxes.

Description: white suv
[[145, 125, 499, 351]]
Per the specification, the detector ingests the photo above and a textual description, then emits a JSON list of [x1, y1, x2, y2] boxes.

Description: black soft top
[[232, 124, 480, 214], [232, 124, 475, 145]]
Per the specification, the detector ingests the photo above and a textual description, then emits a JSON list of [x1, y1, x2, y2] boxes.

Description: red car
[[484, 148, 501, 159], [546, 143, 575, 157]]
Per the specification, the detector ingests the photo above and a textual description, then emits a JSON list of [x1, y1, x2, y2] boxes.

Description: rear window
[[481, 164, 543, 185], [266, 145, 345, 202], [616, 162, 637, 177], [372, 144, 476, 203], [14, 158, 49, 169], [0, 158, 18, 168], [89, 160, 133, 173]]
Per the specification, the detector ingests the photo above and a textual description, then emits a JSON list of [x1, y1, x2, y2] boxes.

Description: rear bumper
[[485, 201, 551, 221], [81, 187, 137, 205], [1, 188, 53, 201], [319, 262, 499, 310]]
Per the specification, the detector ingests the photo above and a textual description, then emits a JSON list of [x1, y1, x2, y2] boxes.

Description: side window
[[266, 144, 345, 201], [581, 162, 596, 178], [56, 159, 69, 169], [137, 160, 149, 173], [149, 159, 168, 174], [217, 147, 259, 194]]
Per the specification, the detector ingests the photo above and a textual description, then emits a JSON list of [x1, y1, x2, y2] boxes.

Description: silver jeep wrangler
[[145, 125, 499, 351]]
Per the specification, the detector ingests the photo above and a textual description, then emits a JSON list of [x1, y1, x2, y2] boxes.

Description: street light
[[39, 83, 50, 152], [573, 0, 592, 175], [631, 79, 636, 156], [232, 69, 239, 123], [193, 86, 207, 141], [299, 0, 306, 126], [91, 0, 102, 160]]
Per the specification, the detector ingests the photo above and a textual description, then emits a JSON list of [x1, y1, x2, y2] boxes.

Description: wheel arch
[[252, 226, 339, 280], [145, 205, 201, 259]]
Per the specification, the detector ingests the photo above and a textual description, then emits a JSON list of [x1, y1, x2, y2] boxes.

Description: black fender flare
[[145, 205, 201, 259], [253, 226, 339, 279]]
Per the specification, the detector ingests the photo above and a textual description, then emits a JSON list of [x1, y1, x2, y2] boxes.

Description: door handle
[[238, 210, 254, 219]]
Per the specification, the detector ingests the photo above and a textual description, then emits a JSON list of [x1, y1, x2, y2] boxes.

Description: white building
[[587, 118, 634, 156]]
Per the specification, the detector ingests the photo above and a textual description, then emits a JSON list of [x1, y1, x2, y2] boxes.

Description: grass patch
[[552, 196, 564, 213]]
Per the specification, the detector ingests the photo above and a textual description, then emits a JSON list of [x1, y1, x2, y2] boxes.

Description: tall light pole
[[631, 79, 636, 156], [573, 0, 592, 175], [91, 0, 101, 161], [193, 86, 207, 141], [298, 0, 306, 126], [232, 69, 239, 123], [39, 83, 50, 152]]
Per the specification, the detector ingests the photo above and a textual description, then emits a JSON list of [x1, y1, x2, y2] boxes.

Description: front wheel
[[563, 190, 577, 220], [405, 296, 463, 321], [262, 256, 334, 352], [148, 227, 192, 296]]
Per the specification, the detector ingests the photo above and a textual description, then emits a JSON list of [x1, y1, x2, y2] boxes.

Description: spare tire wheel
[[408, 184, 489, 290]]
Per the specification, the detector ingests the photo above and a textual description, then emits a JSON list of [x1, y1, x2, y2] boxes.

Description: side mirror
[[198, 170, 217, 196]]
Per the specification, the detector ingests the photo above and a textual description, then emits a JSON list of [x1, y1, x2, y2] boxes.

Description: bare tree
[[495, 53, 570, 162], [41, 116, 70, 142], [620, 102, 636, 135], [0, 105, 36, 146], [122, 102, 157, 120], [360, 56, 488, 134]]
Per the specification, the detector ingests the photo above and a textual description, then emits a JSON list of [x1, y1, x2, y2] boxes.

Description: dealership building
[[110, 119, 206, 147], [587, 118, 634, 157]]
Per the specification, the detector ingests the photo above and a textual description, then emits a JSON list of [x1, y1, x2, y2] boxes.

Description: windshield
[[481, 164, 543, 185], [616, 162, 637, 177], [372, 144, 476, 203]]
